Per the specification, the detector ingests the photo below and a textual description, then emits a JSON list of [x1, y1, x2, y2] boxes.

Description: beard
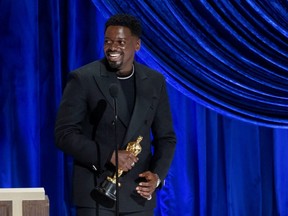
[[107, 60, 122, 69], [105, 50, 124, 70]]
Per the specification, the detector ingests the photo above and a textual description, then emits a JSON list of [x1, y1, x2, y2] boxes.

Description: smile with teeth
[[108, 53, 122, 61]]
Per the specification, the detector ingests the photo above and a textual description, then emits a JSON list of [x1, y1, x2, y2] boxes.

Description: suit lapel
[[93, 61, 130, 127], [93, 62, 116, 111], [123, 64, 151, 145], [93, 60, 152, 145]]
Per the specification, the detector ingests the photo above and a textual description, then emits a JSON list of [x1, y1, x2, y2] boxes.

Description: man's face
[[104, 26, 141, 73]]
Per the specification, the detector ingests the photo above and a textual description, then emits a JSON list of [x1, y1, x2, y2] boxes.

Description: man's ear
[[135, 39, 141, 51]]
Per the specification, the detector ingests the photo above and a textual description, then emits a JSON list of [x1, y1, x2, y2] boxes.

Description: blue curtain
[[1, 0, 287, 216]]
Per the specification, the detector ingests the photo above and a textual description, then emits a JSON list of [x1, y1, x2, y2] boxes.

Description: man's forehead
[[105, 26, 133, 37]]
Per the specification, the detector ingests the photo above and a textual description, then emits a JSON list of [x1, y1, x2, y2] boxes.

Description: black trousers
[[76, 207, 154, 216]]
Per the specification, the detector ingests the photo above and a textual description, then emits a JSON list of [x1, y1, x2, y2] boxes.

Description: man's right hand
[[110, 150, 139, 172]]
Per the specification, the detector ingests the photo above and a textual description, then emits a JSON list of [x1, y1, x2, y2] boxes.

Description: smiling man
[[55, 14, 176, 216], [104, 21, 140, 74]]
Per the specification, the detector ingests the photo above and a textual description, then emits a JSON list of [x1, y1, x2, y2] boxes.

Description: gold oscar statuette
[[95, 136, 143, 201]]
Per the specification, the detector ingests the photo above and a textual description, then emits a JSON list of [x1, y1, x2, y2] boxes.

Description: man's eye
[[105, 40, 112, 44], [119, 41, 126, 45]]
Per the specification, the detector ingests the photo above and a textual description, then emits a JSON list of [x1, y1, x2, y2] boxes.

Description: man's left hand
[[136, 171, 160, 200]]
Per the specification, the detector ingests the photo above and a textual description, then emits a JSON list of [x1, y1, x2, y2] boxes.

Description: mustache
[[106, 49, 124, 54]]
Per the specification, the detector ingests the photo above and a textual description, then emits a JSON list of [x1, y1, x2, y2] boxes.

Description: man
[[55, 14, 176, 216]]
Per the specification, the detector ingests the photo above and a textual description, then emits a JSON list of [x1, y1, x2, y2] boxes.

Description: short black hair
[[105, 14, 142, 38]]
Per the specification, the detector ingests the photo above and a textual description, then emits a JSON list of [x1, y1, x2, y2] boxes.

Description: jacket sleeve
[[54, 72, 113, 171], [149, 76, 176, 182]]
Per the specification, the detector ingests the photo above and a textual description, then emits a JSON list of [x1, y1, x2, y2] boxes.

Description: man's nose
[[110, 42, 119, 50]]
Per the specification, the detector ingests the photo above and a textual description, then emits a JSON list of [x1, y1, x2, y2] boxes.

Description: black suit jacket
[[55, 59, 176, 212]]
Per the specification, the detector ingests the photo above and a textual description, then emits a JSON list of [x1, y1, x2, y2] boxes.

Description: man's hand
[[136, 171, 160, 200], [110, 150, 138, 172]]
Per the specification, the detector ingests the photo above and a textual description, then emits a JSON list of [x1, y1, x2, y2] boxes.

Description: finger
[[140, 171, 155, 179], [125, 162, 133, 171], [139, 171, 150, 177], [137, 189, 152, 200], [136, 187, 151, 197], [126, 156, 138, 169], [139, 192, 151, 199], [129, 157, 137, 166], [127, 158, 137, 169], [139, 182, 150, 187], [136, 184, 153, 196], [118, 151, 135, 170], [128, 153, 138, 163]]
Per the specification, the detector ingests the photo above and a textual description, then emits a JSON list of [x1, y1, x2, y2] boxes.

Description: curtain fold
[[0, 0, 40, 186], [92, 0, 288, 128]]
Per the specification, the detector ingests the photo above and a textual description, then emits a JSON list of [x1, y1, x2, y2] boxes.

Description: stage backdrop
[[1, 0, 287, 216]]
